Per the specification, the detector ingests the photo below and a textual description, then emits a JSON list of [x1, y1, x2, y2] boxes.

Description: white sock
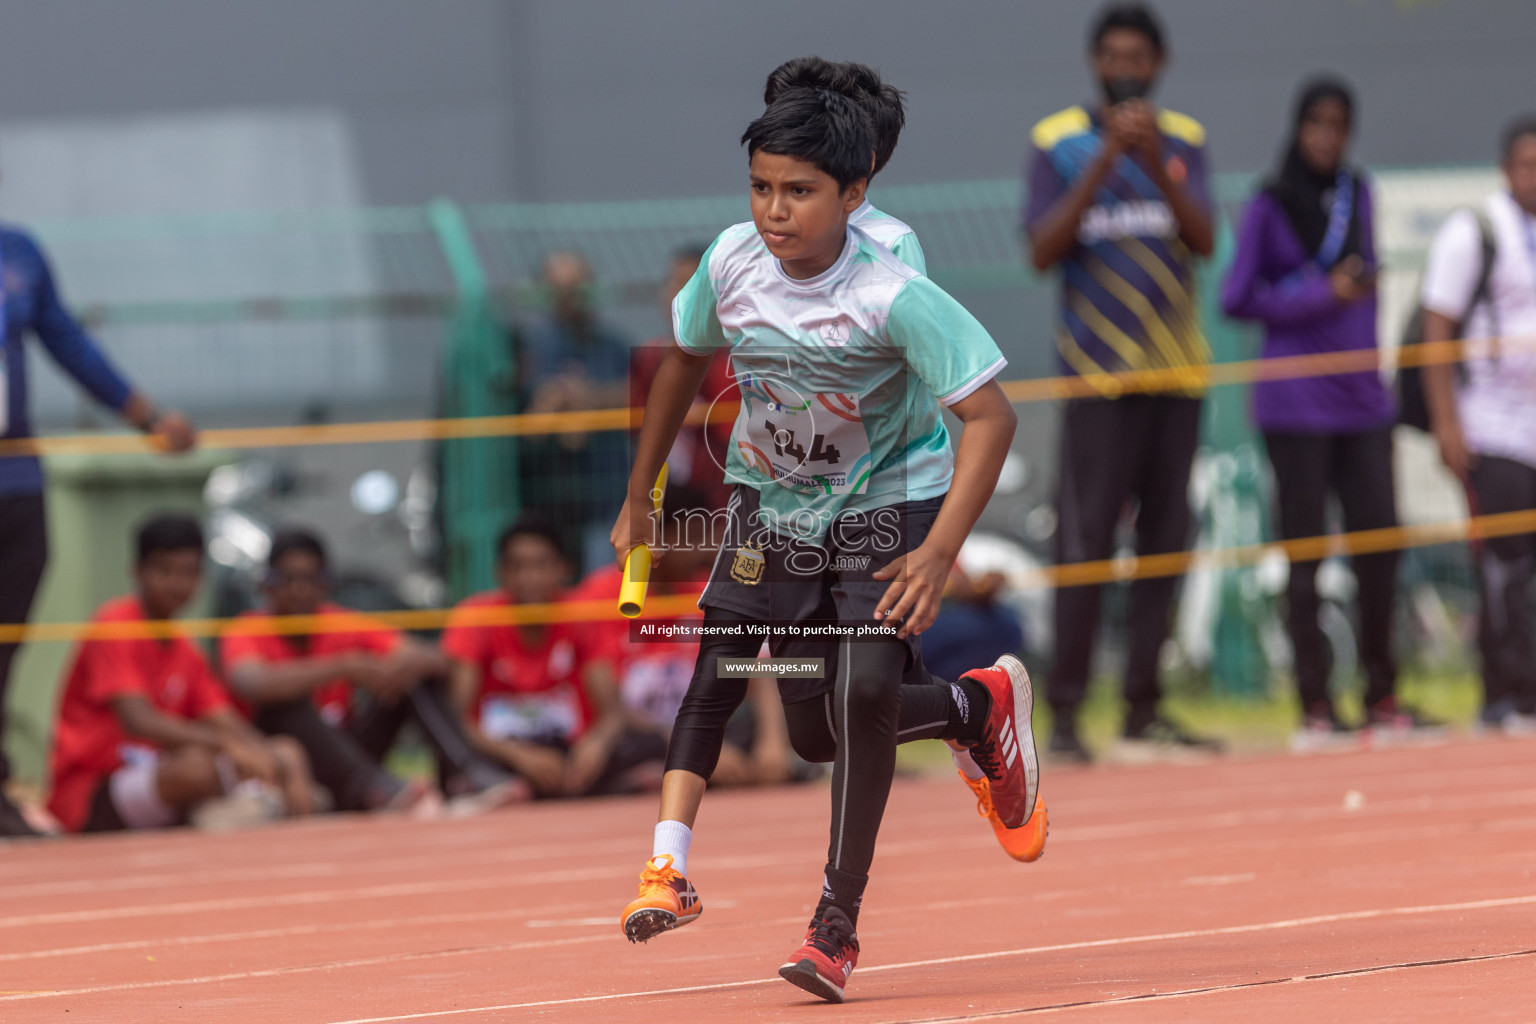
[[951, 746, 985, 781], [652, 820, 693, 876]]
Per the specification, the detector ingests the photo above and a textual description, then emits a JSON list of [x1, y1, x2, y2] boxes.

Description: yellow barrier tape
[[4, 505, 1528, 646], [0, 337, 1509, 459]]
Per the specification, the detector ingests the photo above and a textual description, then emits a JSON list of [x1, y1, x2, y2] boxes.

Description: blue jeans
[[922, 602, 1025, 683]]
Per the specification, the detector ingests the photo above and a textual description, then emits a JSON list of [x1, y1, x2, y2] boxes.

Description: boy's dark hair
[[1090, 2, 1165, 54], [742, 87, 874, 192], [1501, 114, 1536, 161], [268, 528, 328, 570], [764, 57, 906, 175], [496, 514, 567, 564], [136, 512, 204, 563]]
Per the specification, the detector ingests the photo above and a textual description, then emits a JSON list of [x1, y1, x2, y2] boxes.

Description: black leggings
[[1264, 427, 1398, 710], [666, 609, 956, 775], [666, 608, 957, 881]]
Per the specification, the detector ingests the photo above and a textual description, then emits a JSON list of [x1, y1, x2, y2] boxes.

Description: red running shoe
[[962, 654, 1039, 829], [778, 906, 859, 1003]]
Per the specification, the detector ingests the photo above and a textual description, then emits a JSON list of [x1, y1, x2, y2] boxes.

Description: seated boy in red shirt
[[443, 516, 665, 797], [573, 485, 796, 787], [221, 528, 521, 813], [48, 514, 315, 833]]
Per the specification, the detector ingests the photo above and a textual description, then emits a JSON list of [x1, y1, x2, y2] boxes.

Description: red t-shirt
[[441, 590, 602, 744], [220, 603, 402, 725], [571, 566, 705, 731], [48, 596, 232, 833]]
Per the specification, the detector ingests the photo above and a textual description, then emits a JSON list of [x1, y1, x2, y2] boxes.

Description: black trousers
[[0, 494, 48, 784], [1051, 396, 1202, 725], [255, 678, 500, 810], [1264, 426, 1399, 710], [1469, 456, 1536, 714]]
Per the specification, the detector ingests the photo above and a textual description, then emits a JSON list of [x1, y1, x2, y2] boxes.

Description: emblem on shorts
[[729, 544, 766, 585], [819, 319, 850, 346]]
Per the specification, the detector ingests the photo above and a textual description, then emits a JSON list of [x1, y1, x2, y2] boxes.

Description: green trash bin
[[4, 449, 231, 789]]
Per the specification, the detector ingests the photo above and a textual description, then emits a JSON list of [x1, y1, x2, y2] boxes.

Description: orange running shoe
[[621, 854, 702, 943], [959, 770, 1048, 863]]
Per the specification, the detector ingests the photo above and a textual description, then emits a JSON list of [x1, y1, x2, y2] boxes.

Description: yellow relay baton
[[618, 465, 668, 619]]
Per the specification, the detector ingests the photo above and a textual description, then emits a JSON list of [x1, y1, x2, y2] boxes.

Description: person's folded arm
[[111, 693, 224, 752], [1220, 198, 1339, 327], [226, 654, 361, 707]]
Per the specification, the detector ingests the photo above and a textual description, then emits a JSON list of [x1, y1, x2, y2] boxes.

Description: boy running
[[614, 87, 1039, 1002], [620, 60, 1042, 924]]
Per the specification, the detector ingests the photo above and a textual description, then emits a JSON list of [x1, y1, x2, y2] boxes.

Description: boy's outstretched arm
[[873, 379, 1016, 638], [611, 346, 714, 569]]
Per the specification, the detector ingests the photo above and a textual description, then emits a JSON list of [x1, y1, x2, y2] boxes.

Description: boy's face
[[497, 535, 568, 605], [136, 549, 203, 618], [749, 151, 865, 274], [1092, 28, 1162, 102], [1505, 134, 1536, 214], [265, 550, 328, 617]]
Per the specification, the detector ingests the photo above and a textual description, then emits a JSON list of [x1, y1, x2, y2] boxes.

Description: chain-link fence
[[20, 166, 1505, 696]]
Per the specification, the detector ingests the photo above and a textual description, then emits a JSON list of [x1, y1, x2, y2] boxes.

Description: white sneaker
[[190, 780, 285, 832], [1502, 711, 1536, 737]]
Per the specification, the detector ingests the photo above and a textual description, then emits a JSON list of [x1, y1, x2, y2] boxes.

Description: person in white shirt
[[1422, 115, 1536, 730]]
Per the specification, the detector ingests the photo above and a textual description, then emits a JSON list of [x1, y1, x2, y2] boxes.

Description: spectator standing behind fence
[[1423, 117, 1536, 734], [516, 251, 632, 572], [1023, 3, 1217, 762], [1221, 78, 1432, 748], [0, 221, 197, 836]]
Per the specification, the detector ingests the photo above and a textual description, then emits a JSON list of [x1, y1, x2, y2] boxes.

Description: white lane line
[[7, 891, 1534, 1010], [6, 801, 1533, 958], [311, 892, 1536, 1023], [5, 756, 1529, 901], [11, 783, 1534, 932], [0, 869, 619, 931], [0, 834, 647, 903], [864, 946, 1536, 1022], [0, 835, 963, 932], [0, 908, 566, 962]]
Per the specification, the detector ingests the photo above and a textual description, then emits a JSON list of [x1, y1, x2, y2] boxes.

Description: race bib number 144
[[735, 378, 873, 496]]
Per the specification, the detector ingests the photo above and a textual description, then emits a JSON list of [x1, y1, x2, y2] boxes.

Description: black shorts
[[699, 485, 943, 702]]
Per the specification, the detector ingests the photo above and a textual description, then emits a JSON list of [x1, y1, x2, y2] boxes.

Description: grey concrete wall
[[1, 1, 1531, 209]]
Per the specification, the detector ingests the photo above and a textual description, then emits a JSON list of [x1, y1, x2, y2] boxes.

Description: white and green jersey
[[850, 200, 926, 275], [672, 221, 1004, 541]]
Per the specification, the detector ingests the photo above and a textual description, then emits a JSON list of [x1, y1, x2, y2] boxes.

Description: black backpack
[[1398, 210, 1497, 432]]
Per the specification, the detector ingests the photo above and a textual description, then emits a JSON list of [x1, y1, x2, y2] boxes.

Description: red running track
[[2, 734, 1534, 1023]]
